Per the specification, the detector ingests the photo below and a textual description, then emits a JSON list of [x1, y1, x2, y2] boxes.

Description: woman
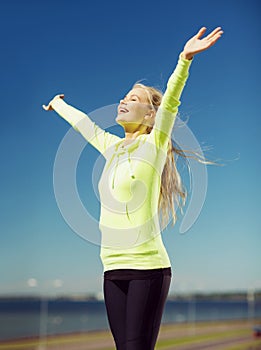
[[43, 26, 223, 350]]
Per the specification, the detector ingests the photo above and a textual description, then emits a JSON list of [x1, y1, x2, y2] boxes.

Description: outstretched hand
[[182, 27, 223, 60], [42, 94, 65, 111]]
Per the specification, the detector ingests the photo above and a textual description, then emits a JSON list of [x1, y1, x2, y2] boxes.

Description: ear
[[144, 109, 156, 119], [144, 111, 155, 128]]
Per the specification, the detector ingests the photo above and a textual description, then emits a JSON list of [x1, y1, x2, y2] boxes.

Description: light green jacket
[[51, 53, 192, 272]]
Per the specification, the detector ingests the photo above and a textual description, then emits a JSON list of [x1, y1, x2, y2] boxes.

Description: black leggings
[[103, 272, 171, 350]]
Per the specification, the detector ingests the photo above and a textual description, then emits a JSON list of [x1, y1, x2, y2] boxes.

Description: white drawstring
[[127, 152, 135, 179], [128, 160, 135, 179]]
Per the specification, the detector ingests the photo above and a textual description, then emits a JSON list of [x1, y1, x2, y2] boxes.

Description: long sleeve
[[151, 53, 193, 150], [51, 98, 121, 155]]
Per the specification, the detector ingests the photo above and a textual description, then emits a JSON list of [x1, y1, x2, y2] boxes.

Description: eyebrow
[[124, 94, 141, 101]]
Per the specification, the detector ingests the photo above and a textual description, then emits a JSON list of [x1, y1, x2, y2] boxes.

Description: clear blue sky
[[1, 0, 260, 297]]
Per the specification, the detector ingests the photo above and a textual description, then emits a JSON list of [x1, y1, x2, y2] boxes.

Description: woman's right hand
[[42, 94, 65, 111]]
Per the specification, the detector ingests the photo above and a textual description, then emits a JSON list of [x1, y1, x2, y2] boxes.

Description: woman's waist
[[99, 209, 160, 229], [99, 223, 163, 250], [104, 267, 172, 280]]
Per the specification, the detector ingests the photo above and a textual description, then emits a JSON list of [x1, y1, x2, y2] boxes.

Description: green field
[[1, 319, 261, 350]]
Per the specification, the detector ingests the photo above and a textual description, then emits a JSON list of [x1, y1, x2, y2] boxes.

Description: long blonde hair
[[132, 82, 220, 229]]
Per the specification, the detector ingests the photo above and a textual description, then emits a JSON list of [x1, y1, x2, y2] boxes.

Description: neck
[[124, 123, 149, 139], [124, 130, 143, 140]]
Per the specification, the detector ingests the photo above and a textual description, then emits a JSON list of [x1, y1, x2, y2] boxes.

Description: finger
[[211, 33, 223, 45], [206, 27, 223, 40], [204, 32, 223, 49], [208, 31, 223, 44], [196, 27, 207, 39], [42, 104, 47, 110]]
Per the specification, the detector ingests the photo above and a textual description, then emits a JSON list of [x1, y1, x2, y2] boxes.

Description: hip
[[104, 266, 172, 280]]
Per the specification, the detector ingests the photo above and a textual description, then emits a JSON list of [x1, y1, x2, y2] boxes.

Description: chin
[[115, 115, 125, 126]]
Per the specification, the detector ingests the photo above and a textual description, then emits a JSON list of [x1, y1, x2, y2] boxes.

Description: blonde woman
[[43, 26, 223, 350]]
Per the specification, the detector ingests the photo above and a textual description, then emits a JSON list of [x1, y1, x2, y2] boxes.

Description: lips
[[118, 106, 129, 113]]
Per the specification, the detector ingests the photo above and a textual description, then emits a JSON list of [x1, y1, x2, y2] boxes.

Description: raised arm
[[151, 26, 223, 149], [43, 95, 121, 155]]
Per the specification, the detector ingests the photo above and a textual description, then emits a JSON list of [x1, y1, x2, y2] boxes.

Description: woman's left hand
[[181, 26, 223, 60]]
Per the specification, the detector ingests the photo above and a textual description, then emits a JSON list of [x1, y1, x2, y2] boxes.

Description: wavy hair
[[132, 82, 221, 229]]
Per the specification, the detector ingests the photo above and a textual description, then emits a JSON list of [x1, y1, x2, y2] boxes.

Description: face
[[115, 88, 153, 132]]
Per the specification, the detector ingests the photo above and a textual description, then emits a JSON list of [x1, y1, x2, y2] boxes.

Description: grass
[[155, 329, 250, 349], [227, 340, 261, 350], [0, 319, 260, 350]]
